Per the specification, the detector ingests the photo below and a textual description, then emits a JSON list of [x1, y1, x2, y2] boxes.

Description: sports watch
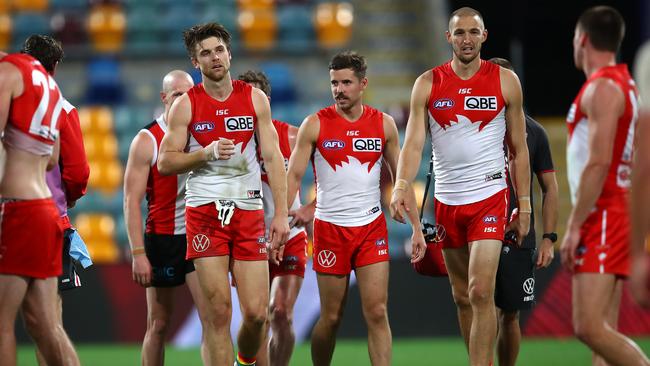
[[542, 232, 558, 243]]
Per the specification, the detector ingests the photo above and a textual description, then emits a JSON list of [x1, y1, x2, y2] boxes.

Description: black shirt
[[506, 115, 554, 249]]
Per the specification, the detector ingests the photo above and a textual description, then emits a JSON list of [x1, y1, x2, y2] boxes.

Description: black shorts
[[59, 228, 82, 292], [144, 233, 195, 287], [495, 246, 536, 312]]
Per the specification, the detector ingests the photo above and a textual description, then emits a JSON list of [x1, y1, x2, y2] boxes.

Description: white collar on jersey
[[155, 114, 167, 133]]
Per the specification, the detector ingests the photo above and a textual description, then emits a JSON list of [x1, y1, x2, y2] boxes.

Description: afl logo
[[192, 234, 210, 252], [483, 215, 498, 224], [322, 139, 345, 150], [317, 250, 337, 268], [194, 122, 214, 133], [433, 98, 454, 110]]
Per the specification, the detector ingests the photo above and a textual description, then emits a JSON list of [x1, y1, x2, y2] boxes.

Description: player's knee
[[574, 319, 603, 345], [206, 299, 232, 326], [320, 310, 344, 329], [148, 317, 170, 337], [499, 310, 519, 324], [269, 303, 293, 329], [451, 289, 471, 309], [362, 302, 388, 326], [468, 281, 494, 307], [242, 305, 269, 330]]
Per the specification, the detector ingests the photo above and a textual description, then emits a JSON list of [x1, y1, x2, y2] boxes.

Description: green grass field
[[16, 338, 650, 365]]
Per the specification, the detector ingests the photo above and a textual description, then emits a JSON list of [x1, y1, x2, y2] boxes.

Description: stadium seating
[[12, 0, 48, 12], [238, 4, 277, 50], [87, 3, 126, 53], [0, 12, 11, 50], [314, 2, 353, 48], [74, 213, 120, 263], [11, 12, 50, 50]]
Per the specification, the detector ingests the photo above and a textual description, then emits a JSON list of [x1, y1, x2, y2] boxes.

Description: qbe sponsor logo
[[317, 249, 337, 268], [192, 234, 210, 252], [353, 138, 382, 152], [225, 116, 254, 132], [464, 96, 497, 111], [433, 98, 454, 110]]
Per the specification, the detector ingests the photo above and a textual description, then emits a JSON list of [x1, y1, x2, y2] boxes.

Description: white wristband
[[213, 139, 221, 160]]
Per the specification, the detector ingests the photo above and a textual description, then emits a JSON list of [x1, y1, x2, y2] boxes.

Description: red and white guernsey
[[427, 60, 507, 205], [260, 120, 305, 240], [2, 53, 65, 155], [185, 80, 262, 210], [313, 105, 385, 226], [142, 115, 187, 235], [566, 64, 639, 207]]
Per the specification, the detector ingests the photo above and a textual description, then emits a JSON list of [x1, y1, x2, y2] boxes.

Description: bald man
[[124, 70, 210, 365]]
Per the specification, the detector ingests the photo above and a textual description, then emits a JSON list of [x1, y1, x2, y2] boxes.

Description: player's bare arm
[[286, 114, 319, 209], [124, 132, 155, 287], [254, 87, 290, 250], [630, 109, 650, 306], [560, 78, 624, 270], [537, 171, 559, 268], [286, 123, 316, 227], [502, 67, 531, 245], [390, 71, 430, 226], [382, 113, 400, 184], [0, 62, 22, 181], [157, 94, 234, 175]]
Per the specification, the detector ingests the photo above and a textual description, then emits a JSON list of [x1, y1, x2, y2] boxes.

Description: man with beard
[[158, 23, 289, 366], [286, 51, 400, 366], [390, 7, 531, 366]]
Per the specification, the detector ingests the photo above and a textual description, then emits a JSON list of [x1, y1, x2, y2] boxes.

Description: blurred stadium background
[[4, 0, 650, 364]]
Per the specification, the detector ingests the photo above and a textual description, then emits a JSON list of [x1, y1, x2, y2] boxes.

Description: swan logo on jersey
[[225, 116, 254, 132], [353, 138, 382, 152], [464, 96, 497, 111], [322, 139, 345, 150], [433, 98, 455, 110], [194, 122, 215, 133]]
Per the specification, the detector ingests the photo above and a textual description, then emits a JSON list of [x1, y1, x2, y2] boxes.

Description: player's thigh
[[355, 261, 389, 310], [443, 246, 470, 299], [468, 239, 502, 290], [185, 270, 212, 323], [270, 274, 303, 314], [232, 259, 270, 315], [605, 277, 624, 328], [0, 275, 29, 326], [572, 273, 618, 327], [22, 277, 58, 327], [316, 273, 350, 317], [192, 256, 232, 305], [145, 286, 176, 322]]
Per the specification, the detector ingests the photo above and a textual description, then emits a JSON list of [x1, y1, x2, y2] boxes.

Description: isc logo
[[225, 116, 254, 132], [433, 98, 455, 110], [194, 122, 215, 133], [353, 138, 382, 152], [322, 139, 345, 150], [215, 109, 229, 116], [464, 96, 497, 111]]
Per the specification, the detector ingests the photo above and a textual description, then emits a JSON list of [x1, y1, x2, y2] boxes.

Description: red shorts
[[0, 199, 63, 278], [185, 203, 267, 261], [270, 231, 307, 279], [313, 215, 389, 275], [434, 189, 509, 249], [574, 206, 629, 277]]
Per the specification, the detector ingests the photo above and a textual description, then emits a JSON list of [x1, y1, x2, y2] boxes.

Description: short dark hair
[[238, 70, 271, 96], [449, 7, 484, 29], [488, 57, 514, 71], [577, 6, 625, 53], [183, 23, 231, 59], [328, 51, 367, 80], [21, 35, 64, 74]]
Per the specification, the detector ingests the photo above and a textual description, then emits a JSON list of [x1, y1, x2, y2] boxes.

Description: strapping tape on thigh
[[216, 200, 235, 226]]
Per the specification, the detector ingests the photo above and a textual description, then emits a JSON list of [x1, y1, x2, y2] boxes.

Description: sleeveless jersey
[[260, 120, 305, 240], [142, 115, 187, 235], [313, 105, 385, 226], [427, 60, 508, 205], [185, 80, 262, 209], [2, 53, 65, 155], [566, 64, 639, 207]]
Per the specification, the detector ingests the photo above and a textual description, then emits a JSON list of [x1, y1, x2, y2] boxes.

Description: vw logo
[[433, 224, 446, 243], [522, 278, 535, 295], [192, 234, 210, 253], [317, 250, 337, 268]]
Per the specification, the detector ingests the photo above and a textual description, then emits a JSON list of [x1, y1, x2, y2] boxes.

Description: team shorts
[[313, 214, 389, 275], [495, 246, 537, 311], [0, 198, 63, 278], [434, 189, 509, 249], [145, 233, 196, 287], [59, 228, 82, 291], [574, 206, 629, 277], [270, 231, 308, 280], [185, 202, 267, 261]]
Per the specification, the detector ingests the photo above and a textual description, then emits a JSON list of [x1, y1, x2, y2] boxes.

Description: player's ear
[[483, 28, 488, 43], [445, 30, 452, 44]]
